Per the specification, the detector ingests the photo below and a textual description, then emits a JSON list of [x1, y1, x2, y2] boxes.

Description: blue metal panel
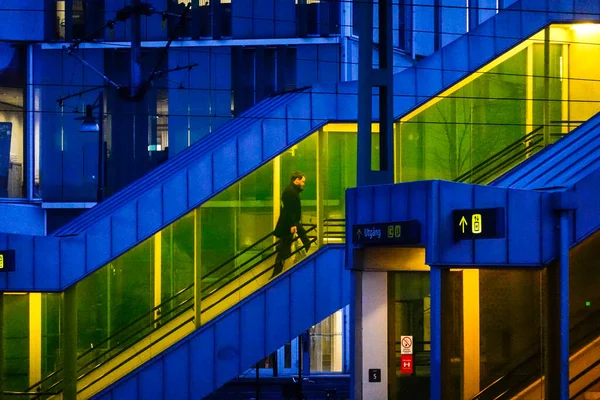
[[142, 0, 167, 40], [393, 67, 416, 118], [468, 18, 495, 71], [232, 0, 253, 38], [541, 192, 557, 263], [0, 204, 45, 236], [315, 249, 342, 323], [436, 181, 474, 265], [409, 181, 431, 246], [275, 0, 296, 37], [136, 186, 163, 242], [162, 171, 188, 224], [253, 0, 275, 38], [390, 184, 410, 221], [413, 0, 435, 56], [297, 46, 319, 87], [340, 250, 351, 304], [290, 259, 316, 337], [138, 360, 164, 400], [493, 6, 522, 55], [416, 52, 442, 101], [213, 48, 232, 90], [85, 218, 111, 274], [549, 0, 574, 21], [0, 0, 45, 41], [440, 0, 467, 48], [574, 0, 600, 20], [212, 140, 238, 193], [265, 276, 291, 351], [111, 202, 138, 258], [189, 327, 216, 398], [318, 46, 340, 84], [164, 342, 190, 400], [287, 94, 315, 143], [573, 172, 600, 241], [507, 189, 542, 265], [478, 0, 497, 25], [7, 235, 34, 289], [473, 185, 509, 265], [441, 35, 468, 87], [34, 236, 60, 291], [188, 156, 213, 208], [237, 129, 263, 177], [355, 186, 374, 224], [113, 375, 138, 399], [214, 311, 241, 389], [312, 89, 336, 121], [372, 185, 392, 223], [520, 3, 547, 40], [60, 235, 86, 288], [240, 295, 267, 368]]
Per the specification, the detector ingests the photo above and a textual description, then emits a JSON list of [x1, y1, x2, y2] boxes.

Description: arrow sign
[[352, 220, 420, 246], [453, 208, 505, 240], [459, 216, 467, 233]]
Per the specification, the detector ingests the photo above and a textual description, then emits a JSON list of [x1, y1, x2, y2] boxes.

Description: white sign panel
[[400, 335, 413, 355]]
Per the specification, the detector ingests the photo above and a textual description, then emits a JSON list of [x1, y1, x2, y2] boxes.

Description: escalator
[[24, 224, 336, 399], [470, 229, 600, 400]]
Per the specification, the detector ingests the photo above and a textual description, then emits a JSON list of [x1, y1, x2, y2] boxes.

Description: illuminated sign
[[453, 208, 505, 240], [352, 220, 420, 246], [0, 250, 15, 272]]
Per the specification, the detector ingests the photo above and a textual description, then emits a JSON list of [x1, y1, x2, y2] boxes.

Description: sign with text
[[453, 208, 505, 240], [400, 335, 413, 354], [352, 220, 420, 246], [0, 250, 15, 272], [368, 368, 381, 382], [400, 355, 413, 375]]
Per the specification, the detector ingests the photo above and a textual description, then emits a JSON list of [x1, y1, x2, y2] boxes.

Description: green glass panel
[[3, 294, 29, 391], [42, 293, 62, 379]]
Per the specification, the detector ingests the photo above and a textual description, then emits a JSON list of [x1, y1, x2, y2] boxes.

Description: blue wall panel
[[574, 172, 600, 242], [85, 217, 112, 274], [232, 0, 253, 38], [214, 311, 241, 389], [408, 181, 430, 245], [520, 3, 548, 41], [287, 96, 313, 145], [493, 7, 522, 55], [164, 342, 190, 400], [290, 259, 316, 336], [442, 34, 469, 87], [355, 186, 374, 224], [390, 184, 410, 222], [315, 250, 342, 323], [0, 0, 45, 41], [34, 236, 60, 291], [138, 360, 164, 400], [574, 0, 600, 18], [437, 182, 474, 265], [237, 129, 263, 176], [60, 235, 86, 288], [265, 276, 291, 351], [441, 0, 467, 47], [473, 185, 509, 265], [212, 141, 238, 193], [111, 202, 138, 257], [187, 156, 213, 208], [318, 46, 340, 84], [8, 235, 34, 289], [0, 204, 45, 236], [372, 185, 392, 223], [541, 193, 557, 263], [297, 46, 319, 88], [113, 375, 138, 399], [393, 68, 417, 117], [253, 0, 275, 38], [162, 171, 188, 224], [189, 327, 216, 398], [468, 20, 495, 71], [240, 295, 266, 368], [507, 189, 542, 265], [275, 0, 296, 37], [337, 82, 359, 122], [416, 52, 443, 101], [136, 186, 163, 242]]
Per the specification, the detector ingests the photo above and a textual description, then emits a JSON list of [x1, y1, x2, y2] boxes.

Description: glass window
[[3, 294, 30, 391]]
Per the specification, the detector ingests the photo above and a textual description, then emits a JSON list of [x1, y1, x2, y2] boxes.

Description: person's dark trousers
[[271, 233, 294, 279]]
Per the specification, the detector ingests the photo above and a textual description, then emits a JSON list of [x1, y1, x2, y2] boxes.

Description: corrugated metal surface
[[92, 245, 349, 400]]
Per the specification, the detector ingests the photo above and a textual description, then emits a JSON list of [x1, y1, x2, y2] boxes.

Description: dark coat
[[273, 183, 303, 238]]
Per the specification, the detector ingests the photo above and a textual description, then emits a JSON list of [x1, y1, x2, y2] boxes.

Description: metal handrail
[[470, 308, 600, 400], [28, 223, 327, 398], [455, 126, 544, 183]]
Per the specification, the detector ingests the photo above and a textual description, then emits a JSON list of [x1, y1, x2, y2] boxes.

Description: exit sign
[[352, 220, 420, 246], [453, 208, 505, 240]]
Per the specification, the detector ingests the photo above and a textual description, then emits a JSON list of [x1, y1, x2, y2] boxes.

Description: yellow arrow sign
[[459, 216, 468, 233]]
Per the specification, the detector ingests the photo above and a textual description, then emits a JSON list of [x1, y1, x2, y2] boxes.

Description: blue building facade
[[3, 0, 600, 398]]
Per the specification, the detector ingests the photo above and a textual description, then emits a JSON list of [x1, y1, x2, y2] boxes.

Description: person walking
[[271, 172, 311, 279]]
